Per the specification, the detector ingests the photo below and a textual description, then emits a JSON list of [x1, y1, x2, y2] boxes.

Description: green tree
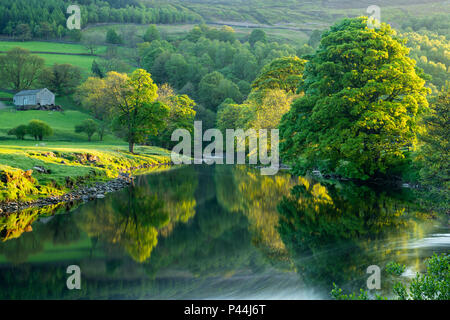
[[15, 23, 31, 41], [106, 28, 122, 44], [75, 119, 98, 142], [82, 33, 101, 55], [143, 24, 160, 42], [149, 84, 196, 148], [39, 63, 82, 95], [249, 29, 267, 46], [216, 98, 241, 132], [0, 47, 45, 91], [279, 17, 430, 180], [417, 84, 449, 202], [198, 71, 242, 111], [252, 56, 306, 94], [7, 125, 28, 140], [27, 120, 53, 141], [106, 69, 169, 153], [308, 29, 323, 48]]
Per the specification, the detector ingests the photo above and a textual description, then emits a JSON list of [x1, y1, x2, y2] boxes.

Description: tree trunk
[[129, 141, 134, 154]]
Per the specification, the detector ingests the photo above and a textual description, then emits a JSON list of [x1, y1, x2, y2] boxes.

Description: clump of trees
[[0, 47, 82, 94], [135, 24, 296, 128], [8, 120, 53, 141], [0, 0, 203, 41], [216, 56, 305, 133], [39, 63, 82, 95], [0, 47, 44, 91], [75, 69, 196, 153]]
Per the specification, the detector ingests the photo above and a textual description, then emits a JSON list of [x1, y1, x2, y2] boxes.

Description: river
[[0, 165, 448, 299]]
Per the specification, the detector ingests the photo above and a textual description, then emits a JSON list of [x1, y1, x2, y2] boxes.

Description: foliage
[[249, 29, 267, 46], [7, 125, 28, 140], [251, 56, 306, 94], [198, 71, 242, 111], [0, 47, 45, 91], [403, 31, 450, 91], [143, 25, 161, 42], [106, 28, 123, 45], [416, 85, 449, 205], [93, 69, 169, 153], [38, 63, 82, 95], [27, 120, 53, 141], [386, 261, 406, 276], [149, 84, 196, 149], [332, 253, 449, 300], [0, 0, 203, 40], [279, 17, 430, 180]]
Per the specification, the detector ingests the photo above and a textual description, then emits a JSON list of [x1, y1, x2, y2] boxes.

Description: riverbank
[[0, 143, 176, 214]]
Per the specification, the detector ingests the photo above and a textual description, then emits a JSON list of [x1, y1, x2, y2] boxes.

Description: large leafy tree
[[280, 17, 430, 180], [0, 47, 44, 91], [106, 69, 169, 153], [78, 69, 168, 152]]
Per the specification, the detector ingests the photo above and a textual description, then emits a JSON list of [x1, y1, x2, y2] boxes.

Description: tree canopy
[[279, 17, 430, 180]]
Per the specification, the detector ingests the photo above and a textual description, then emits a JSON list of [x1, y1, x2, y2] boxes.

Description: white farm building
[[13, 88, 55, 107]]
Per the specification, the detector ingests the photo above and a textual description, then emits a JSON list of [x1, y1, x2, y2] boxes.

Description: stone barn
[[13, 88, 55, 107]]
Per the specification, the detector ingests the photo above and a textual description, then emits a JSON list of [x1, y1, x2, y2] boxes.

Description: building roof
[[14, 88, 52, 97]]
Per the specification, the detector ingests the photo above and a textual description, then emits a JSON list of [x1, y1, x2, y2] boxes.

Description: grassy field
[[0, 41, 103, 74], [0, 41, 105, 54], [0, 108, 118, 142]]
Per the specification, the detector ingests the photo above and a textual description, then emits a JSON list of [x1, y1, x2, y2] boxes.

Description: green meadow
[[0, 108, 118, 142]]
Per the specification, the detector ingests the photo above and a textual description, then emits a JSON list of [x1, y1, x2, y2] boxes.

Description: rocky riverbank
[[0, 172, 136, 215]]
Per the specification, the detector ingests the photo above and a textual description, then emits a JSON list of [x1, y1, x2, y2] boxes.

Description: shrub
[[7, 124, 28, 140], [27, 120, 53, 141]]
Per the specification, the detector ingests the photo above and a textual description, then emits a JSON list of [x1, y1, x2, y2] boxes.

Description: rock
[[33, 166, 50, 174], [96, 194, 105, 199]]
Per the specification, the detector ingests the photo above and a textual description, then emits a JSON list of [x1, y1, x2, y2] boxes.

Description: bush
[[7, 125, 28, 140], [27, 120, 53, 141], [331, 253, 449, 300]]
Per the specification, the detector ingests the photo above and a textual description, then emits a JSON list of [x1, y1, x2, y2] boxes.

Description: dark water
[[0, 165, 448, 299]]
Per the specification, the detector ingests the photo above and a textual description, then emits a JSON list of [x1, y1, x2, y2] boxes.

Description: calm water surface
[[0, 165, 448, 299]]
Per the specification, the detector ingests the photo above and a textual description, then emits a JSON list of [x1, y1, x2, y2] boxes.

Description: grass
[[0, 41, 104, 54], [35, 53, 96, 74], [0, 143, 173, 203], [0, 108, 120, 142], [0, 41, 102, 74]]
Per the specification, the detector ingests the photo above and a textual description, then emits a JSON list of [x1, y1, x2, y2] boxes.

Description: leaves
[[280, 17, 430, 180]]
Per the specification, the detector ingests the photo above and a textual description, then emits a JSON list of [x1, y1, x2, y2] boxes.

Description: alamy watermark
[[366, 265, 381, 290], [171, 121, 280, 175], [367, 5, 381, 29], [67, 5, 81, 30], [66, 265, 81, 290]]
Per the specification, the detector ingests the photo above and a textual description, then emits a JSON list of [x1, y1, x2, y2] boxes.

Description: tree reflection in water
[[0, 165, 445, 299]]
